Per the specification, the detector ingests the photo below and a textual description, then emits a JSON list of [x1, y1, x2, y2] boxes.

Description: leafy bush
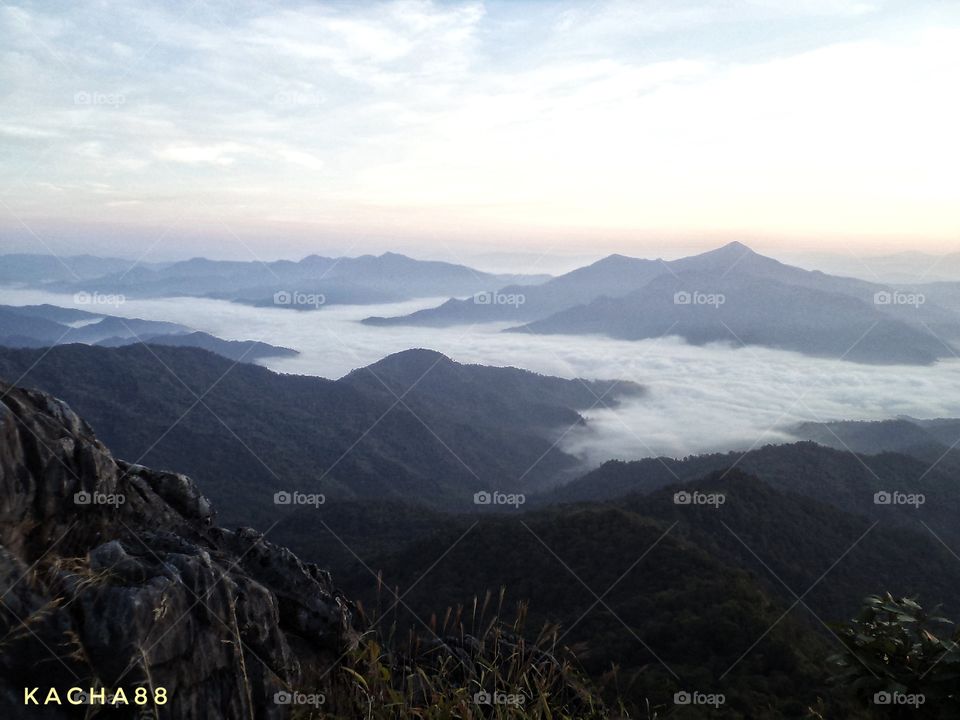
[[830, 594, 960, 718]]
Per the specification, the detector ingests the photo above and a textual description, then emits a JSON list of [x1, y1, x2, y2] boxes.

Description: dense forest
[[1, 343, 957, 717]]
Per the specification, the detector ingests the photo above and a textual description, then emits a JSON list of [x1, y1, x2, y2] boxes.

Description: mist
[[3, 286, 960, 470]]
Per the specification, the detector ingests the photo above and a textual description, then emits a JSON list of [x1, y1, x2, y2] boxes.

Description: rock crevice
[[0, 381, 356, 719]]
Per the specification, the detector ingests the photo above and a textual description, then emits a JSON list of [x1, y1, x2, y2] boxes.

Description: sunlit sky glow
[[1, 0, 959, 262]]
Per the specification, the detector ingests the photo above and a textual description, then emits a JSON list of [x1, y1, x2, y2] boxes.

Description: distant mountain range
[[0, 344, 643, 524], [365, 242, 960, 365], [790, 416, 960, 464], [1, 252, 549, 308], [801, 250, 960, 285], [0, 253, 158, 283], [7, 245, 959, 363], [363, 251, 669, 326], [0, 303, 297, 362]]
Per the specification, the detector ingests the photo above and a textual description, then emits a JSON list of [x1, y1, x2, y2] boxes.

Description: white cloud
[[155, 142, 252, 166], [0, 0, 958, 255], [0, 123, 60, 139], [3, 286, 959, 471]]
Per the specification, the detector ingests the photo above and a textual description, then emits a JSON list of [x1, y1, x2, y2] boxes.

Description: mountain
[[912, 280, 960, 315], [339, 471, 958, 717], [96, 330, 299, 362], [0, 253, 165, 283], [510, 269, 955, 364], [0, 364, 938, 718], [790, 417, 960, 466], [0, 305, 70, 345], [12, 252, 550, 308], [68, 315, 191, 344], [0, 302, 104, 324], [341, 488, 834, 718], [0, 381, 612, 720], [269, 500, 464, 581], [547, 441, 960, 544], [363, 242, 960, 364], [799, 250, 960, 284], [620, 471, 960, 619], [0, 344, 643, 523], [363, 252, 667, 326], [0, 304, 297, 362], [336, 467, 960, 716]]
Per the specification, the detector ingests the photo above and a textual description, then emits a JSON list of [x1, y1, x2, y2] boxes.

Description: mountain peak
[[713, 241, 756, 255], [358, 348, 455, 376], [589, 253, 644, 267], [382, 347, 451, 362], [674, 241, 768, 269]]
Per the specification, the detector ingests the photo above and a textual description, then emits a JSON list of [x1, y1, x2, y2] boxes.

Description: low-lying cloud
[[4, 288, 960, 471]]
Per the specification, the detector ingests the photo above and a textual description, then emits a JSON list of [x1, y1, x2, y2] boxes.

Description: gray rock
[[0, 381, 356, 719]]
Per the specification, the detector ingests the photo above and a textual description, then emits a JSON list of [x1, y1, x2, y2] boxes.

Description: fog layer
[[3, 287, 959, 466]]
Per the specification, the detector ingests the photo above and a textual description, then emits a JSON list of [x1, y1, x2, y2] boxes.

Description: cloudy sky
[[1, 0, 958, 263]]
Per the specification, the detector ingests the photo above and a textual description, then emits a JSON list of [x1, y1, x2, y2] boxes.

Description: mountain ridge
[[3, 251, 550, 309], [362, 242, 960, 364], [0, 303, 298, 362], [0, 344, 643, 521]]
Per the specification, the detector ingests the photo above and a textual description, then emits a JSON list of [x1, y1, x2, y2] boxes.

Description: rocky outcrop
[[0, 382, 356, 719]]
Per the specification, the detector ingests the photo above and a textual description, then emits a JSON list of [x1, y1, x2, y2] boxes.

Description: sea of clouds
[[3, 287, 960, 468]]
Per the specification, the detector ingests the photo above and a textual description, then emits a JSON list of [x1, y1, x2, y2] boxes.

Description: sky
[[1, 0, 959, 264]]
